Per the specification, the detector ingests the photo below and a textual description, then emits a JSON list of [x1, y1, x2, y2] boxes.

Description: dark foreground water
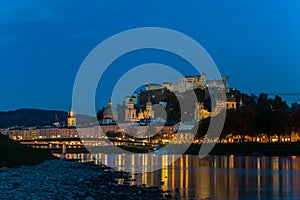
[[60, 153, 300, 200]]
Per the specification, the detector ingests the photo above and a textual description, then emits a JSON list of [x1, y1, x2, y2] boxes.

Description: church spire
[[146, 95, 152, 110], [128, 97, 134, 109], [239, 97, 244, 108], [108, 98, 112, 107], [53, 115, 60, 127]]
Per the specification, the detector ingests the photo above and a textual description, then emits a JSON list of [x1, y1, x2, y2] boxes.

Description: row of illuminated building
[[0, 123, 195, 145]]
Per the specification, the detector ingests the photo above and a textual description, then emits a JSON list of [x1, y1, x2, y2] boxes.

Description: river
[[58, 153, 300, 199]]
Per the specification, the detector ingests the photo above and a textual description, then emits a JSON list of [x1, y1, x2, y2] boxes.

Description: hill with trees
[[0, 109, 67, 128]]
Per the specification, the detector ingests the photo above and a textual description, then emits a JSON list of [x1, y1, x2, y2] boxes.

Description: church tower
[[125, 97, 137, 121], [53, 115, 60, 127], [239, 97, 244, 108], [144, 96, 154, 119], [146, 96, 152, 111], [67, 108, 76, 127]]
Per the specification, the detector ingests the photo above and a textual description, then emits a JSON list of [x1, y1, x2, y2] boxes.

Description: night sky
[[1, 0, 300, 111]]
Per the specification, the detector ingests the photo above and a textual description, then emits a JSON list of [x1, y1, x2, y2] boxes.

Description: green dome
[[103, 107, 118, 116], [129, 98, 134, 104]]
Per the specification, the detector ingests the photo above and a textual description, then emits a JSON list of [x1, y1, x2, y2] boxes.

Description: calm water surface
[[61, 153, 300, 200]]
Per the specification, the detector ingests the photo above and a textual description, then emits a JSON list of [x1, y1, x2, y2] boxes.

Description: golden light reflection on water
[[60, 153, 300, 199]]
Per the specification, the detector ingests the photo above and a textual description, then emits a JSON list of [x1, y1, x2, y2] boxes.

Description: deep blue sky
[[1, 0, 300, 111]]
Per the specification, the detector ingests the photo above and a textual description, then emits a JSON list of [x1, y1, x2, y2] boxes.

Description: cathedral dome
[[129, 98, 134, 104], [103, 107, 118, 117]]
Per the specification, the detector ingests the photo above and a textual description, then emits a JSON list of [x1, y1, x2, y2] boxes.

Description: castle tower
[[67, 108, 76, 127], [222, 76, 230, 93]]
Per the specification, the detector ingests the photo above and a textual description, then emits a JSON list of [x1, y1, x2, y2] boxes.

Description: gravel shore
[[0, 160, 170, 200]]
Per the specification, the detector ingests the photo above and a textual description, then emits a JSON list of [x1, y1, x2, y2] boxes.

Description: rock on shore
[[0, 160, 169, 200]]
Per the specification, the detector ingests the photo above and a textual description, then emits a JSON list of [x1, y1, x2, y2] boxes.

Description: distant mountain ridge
[[0, 108, 68, 128]]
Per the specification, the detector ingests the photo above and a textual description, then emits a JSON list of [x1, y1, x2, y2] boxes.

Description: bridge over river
[[19, 136, 150, 153]]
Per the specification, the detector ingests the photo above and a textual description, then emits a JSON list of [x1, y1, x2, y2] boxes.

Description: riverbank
[[0, 134, 55, 167], [0, 159, 169, 200], [186, 142, 300, 156]]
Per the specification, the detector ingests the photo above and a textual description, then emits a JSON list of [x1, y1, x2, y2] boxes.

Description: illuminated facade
[[178, 74, 207, 92], [143, 97, 155, 119], [67, 108, 76, 127], [194, 94, 237, 120], [124, 96, 155, 122], [125, 98, 138, 122], [194, 103, 212, 120], [226, 95, 237, 110], [145, 73, 208, 93]]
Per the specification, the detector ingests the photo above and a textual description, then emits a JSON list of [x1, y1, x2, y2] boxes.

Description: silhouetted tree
[[237, 107, 254, 141], [97, 107, 105, 120]]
